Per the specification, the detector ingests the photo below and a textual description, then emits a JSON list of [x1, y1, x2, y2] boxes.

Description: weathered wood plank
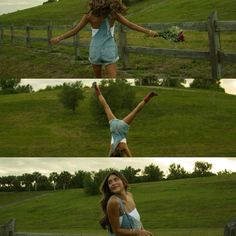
[[126, 46, 210, 59], [220, 52, 236, 63], [126, 22, 208, 31], [207, 11, 221, 80], [217, 21, 236, 31]]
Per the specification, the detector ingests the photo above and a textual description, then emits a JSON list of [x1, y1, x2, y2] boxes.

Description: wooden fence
[[0, 219, 15, 236], [0, 11, 236, 80]]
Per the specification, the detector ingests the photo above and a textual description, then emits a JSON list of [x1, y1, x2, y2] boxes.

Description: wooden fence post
[[25, 24, 31, 48], [0, 219, 16, 236], [47, 22, 52, 51], [207, 11, 221, 80], [10, 24, 14, 44], [0, 26, 3, 45], [118, 24, 129, 69], [73, 22, 80, 59]]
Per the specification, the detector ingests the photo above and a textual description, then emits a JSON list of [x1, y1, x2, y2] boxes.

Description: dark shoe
[[144, 91, 158, 103], [93, 82, 101, 96]]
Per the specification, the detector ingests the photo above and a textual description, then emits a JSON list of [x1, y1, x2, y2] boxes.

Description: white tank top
[[91, 24, 115, 37], [119, 208, 140, 225]]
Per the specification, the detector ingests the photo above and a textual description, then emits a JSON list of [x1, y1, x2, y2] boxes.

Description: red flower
[[178, 31, 184, 42]]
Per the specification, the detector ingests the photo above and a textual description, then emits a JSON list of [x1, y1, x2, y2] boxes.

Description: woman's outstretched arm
[[50, 14, 89, 44], [114, 13, 158, 37]]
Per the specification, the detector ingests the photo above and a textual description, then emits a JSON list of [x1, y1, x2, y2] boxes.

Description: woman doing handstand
[[93, 82, 157, 157]]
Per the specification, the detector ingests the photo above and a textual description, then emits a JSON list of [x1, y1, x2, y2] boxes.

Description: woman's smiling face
[[107, 174, 125, 193]]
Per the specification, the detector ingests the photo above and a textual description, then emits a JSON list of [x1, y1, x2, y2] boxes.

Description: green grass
[[0, 86, 236, 157], [0, 175, 236, 236], [0, 0, 236, 78]]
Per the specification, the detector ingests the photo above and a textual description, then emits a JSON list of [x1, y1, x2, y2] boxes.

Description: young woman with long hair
[[93, 82, 157, 157], [100, 170, 153, 236], [50, 0, 158, 78]]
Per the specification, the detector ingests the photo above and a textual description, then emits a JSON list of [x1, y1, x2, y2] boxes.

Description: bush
[[190, 79, 225, 92], [90, 79, 136, 125], [58, 81, 84, 113]]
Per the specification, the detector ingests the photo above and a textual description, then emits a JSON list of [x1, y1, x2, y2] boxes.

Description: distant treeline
[[0, 162, 231, 195]]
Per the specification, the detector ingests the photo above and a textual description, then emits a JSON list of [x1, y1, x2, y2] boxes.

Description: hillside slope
[[0, 86, 236, 157], [0, 0, 235, 25], [0, 175, 235, 236]]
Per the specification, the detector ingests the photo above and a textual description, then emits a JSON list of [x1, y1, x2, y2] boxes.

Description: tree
[[32, 172, 42, 191], [167, 163, 188, 180], [58, 171, 72, 190], [160, 78, 186, 88], [0, 78, 32, 94], [192, 161, 215, 177], [58, 81, 84, 113], [90, 79, 136, 125], [71, 170, 89, 188], [84, 169, 114, 196], [120, 166, 141, 183], [143, 164, 164, 182], [49, 172, 59, 191], [190, 79, 225, 92], [21, 173, 34, 191]]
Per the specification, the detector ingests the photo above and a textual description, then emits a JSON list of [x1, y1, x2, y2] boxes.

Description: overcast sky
[[0, 0, 45, 15], [0, 158, 235, 177]]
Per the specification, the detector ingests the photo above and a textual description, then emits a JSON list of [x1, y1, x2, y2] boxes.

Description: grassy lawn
[[0, 175, 235, 235], [0, 86, 236, 157]]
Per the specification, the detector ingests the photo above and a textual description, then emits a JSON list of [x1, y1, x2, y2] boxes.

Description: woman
[[50, 0, 158, 78], [93, 82, 157, 157], [100, 170, 153, 236]]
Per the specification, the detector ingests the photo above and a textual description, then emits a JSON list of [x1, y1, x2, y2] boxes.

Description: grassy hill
[[0, 174, 236, 236], [0, 85, 236, 157], [0, 0, 236, 25]]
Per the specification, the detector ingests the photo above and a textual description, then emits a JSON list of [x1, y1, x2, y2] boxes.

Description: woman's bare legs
[[92, 64, 102, 78], [105, 63, 117, 78], [93, 82, 116, 121], [123, 92, 157, 125]]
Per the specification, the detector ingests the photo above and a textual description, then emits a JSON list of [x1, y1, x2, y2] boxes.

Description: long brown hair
[[88, 0, 127, 17], [99, 170, 128, 231]]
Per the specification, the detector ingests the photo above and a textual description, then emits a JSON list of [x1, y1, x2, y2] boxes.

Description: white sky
[[0, 0, 45, 15], [20, 79, 236, 95], [0, 158, 235, 177]]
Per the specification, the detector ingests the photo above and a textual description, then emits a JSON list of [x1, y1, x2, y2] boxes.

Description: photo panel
[[0, 78, 236, 157], [0, 157, 236, 236]]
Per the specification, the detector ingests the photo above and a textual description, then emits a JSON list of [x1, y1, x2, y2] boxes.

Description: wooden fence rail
[[0, 11, 235, 79], [0, 219, 95, 236]]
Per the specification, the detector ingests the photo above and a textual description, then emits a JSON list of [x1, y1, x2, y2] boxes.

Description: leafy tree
[[192, 161, 215, 177], [49, 172, 59, 190], [37, 175, 52, 191], [21, 173, 34, 191], [58, 171, 72, 190], [84, 169, 114, 196], [143, 164, 164, 182], [32, 172, 42, 191], [160, 78, 185, 88], [120, 166, 141, 183], [217, 169, 231, 176], [0, 78, 32, 94], [190, 79, 225, 92], [90, 79, 136, 125], [71, 170, 89, 188], [58, 81, 84, 113], [167, 163, 189, 180]]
